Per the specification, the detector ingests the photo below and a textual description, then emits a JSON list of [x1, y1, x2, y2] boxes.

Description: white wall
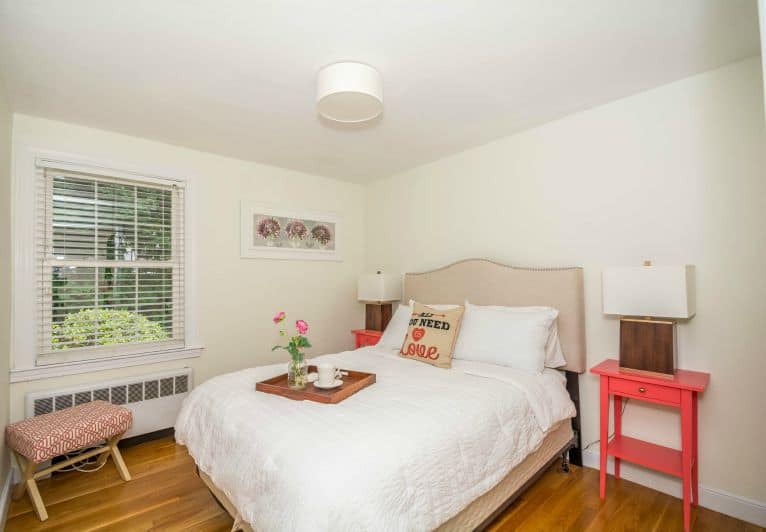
[[9, 114, 366, 421], [0, 78, 12, 501], [761, 1, 766, 116], [366, 57, 766, 505]]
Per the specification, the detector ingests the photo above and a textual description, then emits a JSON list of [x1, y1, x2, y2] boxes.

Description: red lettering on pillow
[[401, 342, 440, 361]]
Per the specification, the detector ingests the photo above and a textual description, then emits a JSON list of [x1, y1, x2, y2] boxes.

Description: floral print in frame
[[241, 202, 342, 261]]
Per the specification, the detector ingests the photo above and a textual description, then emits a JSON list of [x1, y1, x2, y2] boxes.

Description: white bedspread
[[175, 347, 575, 531]]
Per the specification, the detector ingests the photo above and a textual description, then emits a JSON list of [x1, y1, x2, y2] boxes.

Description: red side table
[[591, 359, 709, 532], [351, 329, 382, 348]]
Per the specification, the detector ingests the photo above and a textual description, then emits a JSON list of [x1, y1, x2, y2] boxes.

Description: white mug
[[317, 363, 342, 386]]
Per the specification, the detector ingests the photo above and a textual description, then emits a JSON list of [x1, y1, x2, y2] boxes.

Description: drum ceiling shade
[[316, 62, 383, 123]]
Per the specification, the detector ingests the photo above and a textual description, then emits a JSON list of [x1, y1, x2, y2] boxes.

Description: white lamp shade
[[357, 273, 401, 302], [602, 265, 696, 318], [317, 62, 383, 123]]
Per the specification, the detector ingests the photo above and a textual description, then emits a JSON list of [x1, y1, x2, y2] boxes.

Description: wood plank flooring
[[5, 436, 763, 531]]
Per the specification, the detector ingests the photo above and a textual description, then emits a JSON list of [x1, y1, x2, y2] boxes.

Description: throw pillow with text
[[399, 302, 464, 369]]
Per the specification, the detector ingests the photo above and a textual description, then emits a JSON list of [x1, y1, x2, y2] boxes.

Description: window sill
[[9, 346, 204, 383]]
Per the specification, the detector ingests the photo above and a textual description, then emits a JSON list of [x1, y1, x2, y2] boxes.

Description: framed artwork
[[240, 201, 342, 261]]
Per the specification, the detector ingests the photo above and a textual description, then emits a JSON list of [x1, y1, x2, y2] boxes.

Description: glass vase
[[287, 357, 308, 390]]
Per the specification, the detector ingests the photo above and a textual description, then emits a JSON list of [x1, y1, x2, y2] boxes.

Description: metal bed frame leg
[[561, 449, 570, 473]]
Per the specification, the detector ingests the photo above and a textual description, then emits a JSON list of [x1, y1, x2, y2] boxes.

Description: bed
[[175, 259, 586, 531]]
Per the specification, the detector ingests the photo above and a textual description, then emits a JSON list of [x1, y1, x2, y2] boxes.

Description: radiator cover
[[24, 368, 193, 438]]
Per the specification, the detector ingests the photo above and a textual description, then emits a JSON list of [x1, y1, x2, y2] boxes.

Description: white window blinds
[[36, 165, 186, 364]]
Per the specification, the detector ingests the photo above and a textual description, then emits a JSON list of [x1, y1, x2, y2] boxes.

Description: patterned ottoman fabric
[[5, 400, 133, 463]]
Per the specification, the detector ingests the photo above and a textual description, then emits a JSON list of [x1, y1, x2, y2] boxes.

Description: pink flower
[[273, 311, 286, 324], [295, 320, 309, 335]]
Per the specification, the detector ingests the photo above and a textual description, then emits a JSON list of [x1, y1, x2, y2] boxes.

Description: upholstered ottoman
[[5, 400, 133, 521]]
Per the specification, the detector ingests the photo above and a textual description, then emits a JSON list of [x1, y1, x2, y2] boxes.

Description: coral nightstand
[[591, 359, 709, 532], [351, 329, 382, 348]]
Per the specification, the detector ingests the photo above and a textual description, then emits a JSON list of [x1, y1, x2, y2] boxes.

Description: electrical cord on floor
[[582, 398, 629, 452], [55, 442, 109, 473]]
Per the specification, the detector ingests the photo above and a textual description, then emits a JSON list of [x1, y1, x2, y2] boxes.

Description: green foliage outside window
[[51, 308, 169, 350]]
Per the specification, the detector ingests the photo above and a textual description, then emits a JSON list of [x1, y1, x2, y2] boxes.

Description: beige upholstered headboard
[[403, 259, 586, 373]]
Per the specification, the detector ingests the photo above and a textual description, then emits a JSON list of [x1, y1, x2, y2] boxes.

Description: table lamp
[[357, 271, 402, 331], [602, 261, 695, 377]]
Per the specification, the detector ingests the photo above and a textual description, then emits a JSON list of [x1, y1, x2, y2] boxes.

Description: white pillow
[[544, 324, 567, 368], [460, 302, 566, 368], [378, 301, 461, 350], [377, 304, 413, 350], [453, 302, 558, 374]]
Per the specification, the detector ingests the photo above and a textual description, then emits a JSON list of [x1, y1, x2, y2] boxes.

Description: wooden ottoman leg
[[13, 452, 48, 521], [11, 452, 29, 500], [108, 433, 131, 481], [26, 477, 48, 521], [95, 444, 111, 467]]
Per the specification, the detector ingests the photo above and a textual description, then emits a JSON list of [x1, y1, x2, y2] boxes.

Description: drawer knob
[[638, 387, 646, 393]]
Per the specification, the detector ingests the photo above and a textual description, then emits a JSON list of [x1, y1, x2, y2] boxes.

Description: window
[[36, 165, 186, 364]]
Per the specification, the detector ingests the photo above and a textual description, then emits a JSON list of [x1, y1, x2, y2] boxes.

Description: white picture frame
[[240, 201, 343, 261]]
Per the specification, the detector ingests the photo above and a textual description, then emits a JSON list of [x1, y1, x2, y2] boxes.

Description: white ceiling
[[0, 1, 760, 183]]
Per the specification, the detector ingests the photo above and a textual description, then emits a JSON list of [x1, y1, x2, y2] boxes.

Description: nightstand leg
[[613, 395, 622, 480], [681, 390, 693, 532], [599, 375, 609, 499], [692, 392, 699, 506]]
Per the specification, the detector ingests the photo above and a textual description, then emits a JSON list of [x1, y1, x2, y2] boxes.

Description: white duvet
[[175, 347, 575, 532]]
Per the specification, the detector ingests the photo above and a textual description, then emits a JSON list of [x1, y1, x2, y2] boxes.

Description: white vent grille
[[25, 368, 193, 438], [75, 391, 91, 405], [33, 397, 52, 417]]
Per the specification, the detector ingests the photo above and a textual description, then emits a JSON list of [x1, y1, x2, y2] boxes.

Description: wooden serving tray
[[255, 365, 376, 404]]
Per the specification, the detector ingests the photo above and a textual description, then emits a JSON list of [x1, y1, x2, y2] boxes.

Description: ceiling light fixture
[[316, 62, 383, 123]]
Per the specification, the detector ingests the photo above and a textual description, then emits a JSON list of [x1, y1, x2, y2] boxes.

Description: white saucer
[[307, 372, 318, 383], [313, 379, 343, 390]]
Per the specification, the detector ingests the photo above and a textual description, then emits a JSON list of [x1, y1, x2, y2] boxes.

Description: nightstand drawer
[[610, 377, 680, 405], [352, 329, 382, 348], [357, 334, 379, 347]]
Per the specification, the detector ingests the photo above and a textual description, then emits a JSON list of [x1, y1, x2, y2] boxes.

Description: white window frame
[[11, 149, 203, 382]]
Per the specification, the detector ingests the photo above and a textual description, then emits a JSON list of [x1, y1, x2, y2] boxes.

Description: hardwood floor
[[5, 436, 231, 531], [487, 462, 764, 532], [5, 436, 763, 531]]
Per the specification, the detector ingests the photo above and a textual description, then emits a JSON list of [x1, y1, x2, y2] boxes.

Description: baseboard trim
[[0, 470, 11, 531], [582, 449, 766, 527]]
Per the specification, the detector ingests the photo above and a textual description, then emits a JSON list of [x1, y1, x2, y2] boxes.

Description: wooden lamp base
[[619, 318, 677, 378], [365, 303, 392, 332]]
